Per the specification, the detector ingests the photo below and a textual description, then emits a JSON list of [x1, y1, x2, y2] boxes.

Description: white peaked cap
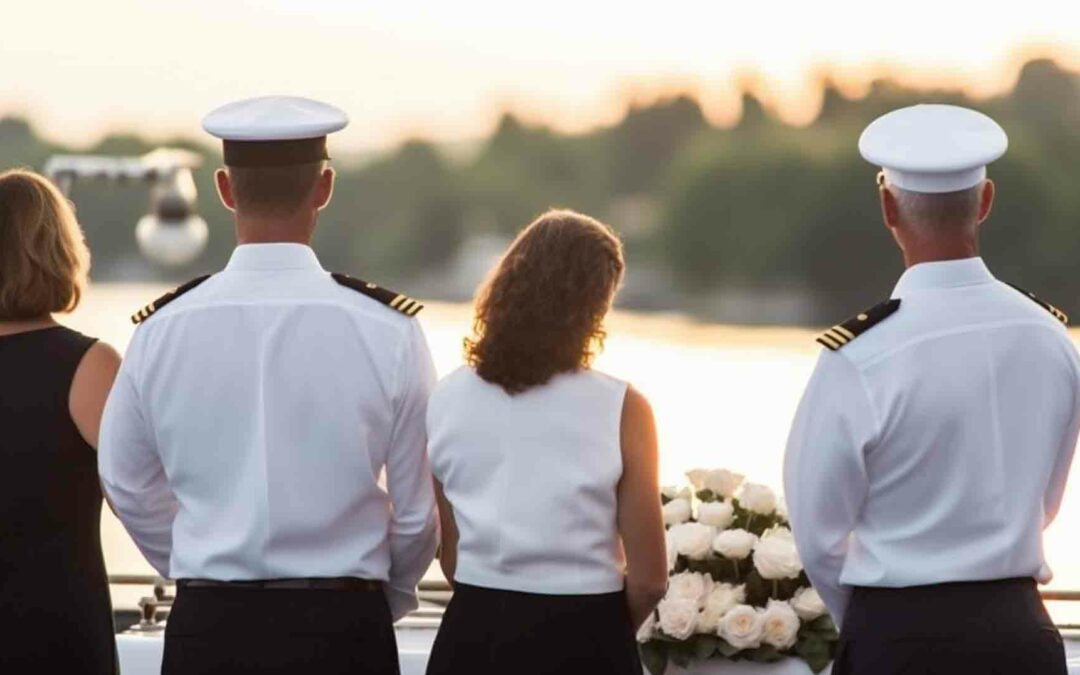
[[202, 96, 348, 141], [859, 104, 1007, 194]]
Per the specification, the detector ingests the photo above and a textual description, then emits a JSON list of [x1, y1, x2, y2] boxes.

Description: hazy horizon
[[3, 1, 1079, 153]]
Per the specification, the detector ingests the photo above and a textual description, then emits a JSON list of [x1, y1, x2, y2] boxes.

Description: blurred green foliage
[[2, 58, 1077, 323]]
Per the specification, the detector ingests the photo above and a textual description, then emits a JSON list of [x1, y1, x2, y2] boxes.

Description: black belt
[[177, 577, 383, 591]]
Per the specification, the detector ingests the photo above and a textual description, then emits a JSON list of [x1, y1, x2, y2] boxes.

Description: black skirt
[[162, 585, 399, 675], [834, 577, 1067, 675], [426, 582, 643, 675]]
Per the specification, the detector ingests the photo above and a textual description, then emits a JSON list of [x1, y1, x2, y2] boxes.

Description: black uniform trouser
[[162, 584, 399, 675], [835, 577, 1066, 675]]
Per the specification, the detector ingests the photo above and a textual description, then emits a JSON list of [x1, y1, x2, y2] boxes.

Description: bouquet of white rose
[[637, 469, 839, 674]]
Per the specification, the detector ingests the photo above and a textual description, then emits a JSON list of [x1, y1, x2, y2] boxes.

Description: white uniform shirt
[[427, 367, 628, 594], [784, 257, 1080, 627], [99, 243, 438, 620]]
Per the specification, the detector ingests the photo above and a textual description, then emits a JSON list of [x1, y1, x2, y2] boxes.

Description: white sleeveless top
[[427, 366, 628, 594]]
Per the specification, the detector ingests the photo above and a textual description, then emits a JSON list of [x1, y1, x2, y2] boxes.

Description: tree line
[[1, 57, 1076, 324]]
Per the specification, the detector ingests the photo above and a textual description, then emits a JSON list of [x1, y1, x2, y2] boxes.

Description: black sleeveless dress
[[0, 326, 117, 673]]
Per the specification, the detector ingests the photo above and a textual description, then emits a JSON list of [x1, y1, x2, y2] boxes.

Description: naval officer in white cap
[[99, 96, 438, 674], [784, 104, 1079, 674]]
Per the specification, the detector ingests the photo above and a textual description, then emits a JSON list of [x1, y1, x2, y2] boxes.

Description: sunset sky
[[3, 1, 1078, 153]]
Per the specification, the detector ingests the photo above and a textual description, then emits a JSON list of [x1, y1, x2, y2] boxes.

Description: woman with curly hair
[[425, 209, 667, 675]]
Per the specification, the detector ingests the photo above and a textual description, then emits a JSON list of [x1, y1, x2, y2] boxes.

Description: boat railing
[[108, 575, 1080, 634]]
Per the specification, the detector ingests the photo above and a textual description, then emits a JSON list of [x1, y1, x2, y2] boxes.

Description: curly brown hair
[[465, 209, 625, 394]]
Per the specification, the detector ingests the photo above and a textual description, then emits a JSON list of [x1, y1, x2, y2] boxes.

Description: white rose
[[685, 468, 709, 491], [791, 587, 827, 621], [670, 522, 716, 561], [739, 482, 778, 514], [662, 498, 692, 526], [704, 469, 745, 499], [695, 583, 747, 633], [666, 571, 713, 607], [760, 599, 800, 650], [713, 528, 758, 560], [662, 485, 692, 502], [656, 598, 698, 640], [664, 529, 678, 572], [636, 610, 658, 643], [752, 528, 803, 580], [697, 500, 735, 528], [718, 604, 764, 650]]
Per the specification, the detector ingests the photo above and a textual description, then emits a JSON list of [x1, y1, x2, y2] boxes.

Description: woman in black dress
[[0, 169, 122, 673]]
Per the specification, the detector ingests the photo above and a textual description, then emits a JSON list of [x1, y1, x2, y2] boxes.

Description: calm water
[[67, 284, 1080, 615]]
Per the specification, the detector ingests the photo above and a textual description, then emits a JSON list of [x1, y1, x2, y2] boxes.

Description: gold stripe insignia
[[131, 304, 154, 324], [330, 273, 425, 317], [815, 299, 902, 351], [824, 327, 850, 345], [816, 332, 841, 350], [130, 275, 212, 325], [1005, 282, 1070, 327]]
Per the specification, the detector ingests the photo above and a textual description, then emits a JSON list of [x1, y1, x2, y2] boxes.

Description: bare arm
[[69, 341, 121, 449], [433, 479, 459, 583], [618, 385, 668, 630], [70, 341, 122, 515]]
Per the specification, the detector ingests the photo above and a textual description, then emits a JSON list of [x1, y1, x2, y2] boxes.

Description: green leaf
[[716, 639, 741, 658], [807, 615, 839, 636], [744, 569, 771, 606], [795, 633, 833, 674], [669, 641, 693, 667], [772, 577, 802, 601], [639, 641, 669, 675], [690, 634, 719, 660], [745, 644, 786, 663], [696, 488, 717, 503], [706, 556, 738, 583]]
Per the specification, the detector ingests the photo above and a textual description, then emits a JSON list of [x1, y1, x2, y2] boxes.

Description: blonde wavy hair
[[0, 169, 90, 319]]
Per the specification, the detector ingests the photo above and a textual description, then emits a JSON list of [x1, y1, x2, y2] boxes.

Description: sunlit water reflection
[[67, 284, 1079, 620]]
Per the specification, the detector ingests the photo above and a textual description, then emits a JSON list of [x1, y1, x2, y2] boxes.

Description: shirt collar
[[224, 243, 324, 272], [891, 256, 994, 298]]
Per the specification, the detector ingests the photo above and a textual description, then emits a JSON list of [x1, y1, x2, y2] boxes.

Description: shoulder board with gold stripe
[[816, 299, 901, 351], [331, 273, 424, 317], [1005, 283, 1069, 326], [131, 275, 212, 325]]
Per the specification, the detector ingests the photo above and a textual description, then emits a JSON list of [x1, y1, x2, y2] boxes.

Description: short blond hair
[[0, 169, 90, 319]]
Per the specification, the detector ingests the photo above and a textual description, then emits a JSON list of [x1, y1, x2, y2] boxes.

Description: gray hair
[[893, 184, 982, 234]]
